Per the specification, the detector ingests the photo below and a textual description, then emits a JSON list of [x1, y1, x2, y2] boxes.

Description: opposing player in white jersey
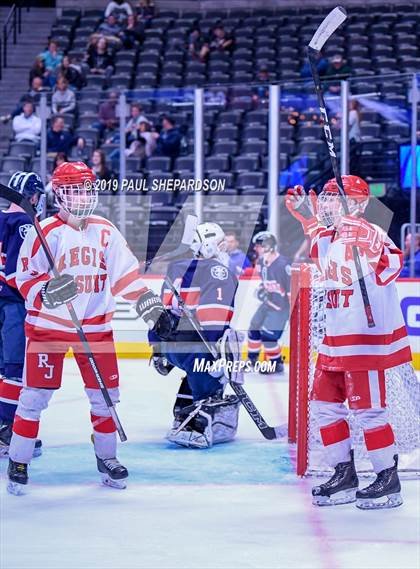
[[286, 175, 412, 510], [7, 161, 173, 493]]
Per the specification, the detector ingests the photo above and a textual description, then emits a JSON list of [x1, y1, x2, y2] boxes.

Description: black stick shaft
[[308, 47, 375, 328], [164, 276, 282, 440]]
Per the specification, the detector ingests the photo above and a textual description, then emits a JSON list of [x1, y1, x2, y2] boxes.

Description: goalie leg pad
[[166, 394, 240, 449]]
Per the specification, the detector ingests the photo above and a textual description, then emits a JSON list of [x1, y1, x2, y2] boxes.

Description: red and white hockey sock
[[9, 414, 39, 463], [247, 338, 261, 363], [364, 423, 396, 473], [0, 377, 22, 424], [91, 414, 117, 459], [264, 343, 282, 361], [319, 419, 352, 467]]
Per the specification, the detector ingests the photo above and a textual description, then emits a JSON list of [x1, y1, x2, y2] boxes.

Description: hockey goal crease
[[288, 263, 420, 478]]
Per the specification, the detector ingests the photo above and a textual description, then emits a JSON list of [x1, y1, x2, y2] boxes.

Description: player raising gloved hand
[[285, 185, 319, 235], [136, 289, 174, 340], [337, 216, 384, 258], [40, 274, 78, 309]]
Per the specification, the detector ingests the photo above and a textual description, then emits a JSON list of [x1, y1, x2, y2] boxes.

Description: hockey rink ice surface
[[1, 360, 419, 569]]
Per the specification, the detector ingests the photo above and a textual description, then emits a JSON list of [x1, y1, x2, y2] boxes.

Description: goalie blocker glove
[[136, 289, 174, 340], [41, 274, 78, 309]]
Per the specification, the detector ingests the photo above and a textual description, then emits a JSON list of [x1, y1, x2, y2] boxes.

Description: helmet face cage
[[318, 191, 368, 227], [54, 180, 99, 219]]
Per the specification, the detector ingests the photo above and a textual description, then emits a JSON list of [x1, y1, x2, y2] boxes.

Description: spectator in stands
[[98, 14, 123, 39], [224, 231, 251, 276], [137, 121, 158, 157], [300, 51, 328, 78], [125, 103, 149, 145], [12, 101, 41, 144], [2, 77, 48, 123], [105, 0, 133, 19], [47, 115, 83, 155], [349, 99, 362, 174], [188, 29, 208, 62], [29, 56, 48, 87], [92, 91, 118, 140], [137, 0, 155, 21], [155, 116, 182, 159], [58, 55, 85, 90], [52, 76, 76, 115], [85, 36, 115, 85], [119, 13, 144, 48], [90, 149, 115, 181], [325, 54, 351, 93], [39, 40, 63, 87], [252, 67, 270, 106], [400, 233, 420, 277], [209, 25, 234, 54]]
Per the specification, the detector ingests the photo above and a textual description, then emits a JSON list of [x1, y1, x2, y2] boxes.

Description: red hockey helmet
[[318, 175, 370, 226], [52, 161, 98, 219]]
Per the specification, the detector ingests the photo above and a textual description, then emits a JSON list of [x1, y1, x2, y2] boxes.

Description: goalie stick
[[308, 6, 376, 328], [0, 182, 127, 442], [164, 275, 287, 440]]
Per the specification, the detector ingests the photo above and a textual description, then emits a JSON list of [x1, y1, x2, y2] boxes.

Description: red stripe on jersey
[[0, 380, 22, 403], [19, 273, 49, 299], [323, 326, 407, 347], [6, 275, 17, 289], [375, 247, 403, 286], [111, 269, 143, 296], [196, 306, 233, 324], [87, 217, 114, 228], [13, 415, 39, 439], [181, 290, 200, 307], [320, 419, 350, 446], [90, 414, 116, 433], [162, 291, 173, 307], [317, 346, 412, 372], [122, 290, 145, 301], [31, 218, 64, 258], [364, 423, 395, 451], [27, 310, 114, 328]]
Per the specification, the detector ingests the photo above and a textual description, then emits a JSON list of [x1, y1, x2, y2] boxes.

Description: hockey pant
[[162, 344, 222, 402], [9, 331, 120, 464], [0, 299, 26, 424], [248, 303, 288, 365], [311, 368, 397, 473]]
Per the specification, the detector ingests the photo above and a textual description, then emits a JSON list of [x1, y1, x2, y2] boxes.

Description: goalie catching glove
[[337, 216, 384, 258], [136, 290, 174, 340], [285, 185, 319, 235], [41, 274, 78, 309]]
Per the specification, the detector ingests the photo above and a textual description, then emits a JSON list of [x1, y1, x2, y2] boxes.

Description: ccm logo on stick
[[401, 297, 420, 336]]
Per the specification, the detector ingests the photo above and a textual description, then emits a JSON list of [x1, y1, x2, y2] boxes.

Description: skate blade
[[32, 447, 42, 459], [7, 481, 26, 496], [313, 488, 357, 506], [100, 473, 127, 490], [0, 446, 9, 458], [356, 492, 403, 510]]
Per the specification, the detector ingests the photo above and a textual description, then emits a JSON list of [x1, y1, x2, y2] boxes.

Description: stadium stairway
[[0, 7, 56, 158]]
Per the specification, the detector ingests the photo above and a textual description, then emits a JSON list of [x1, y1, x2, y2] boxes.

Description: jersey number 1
[[216, 287, 223, 301]]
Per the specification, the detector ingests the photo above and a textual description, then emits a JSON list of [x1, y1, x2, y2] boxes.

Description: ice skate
[[356, 455, 403, 510], [312, 450, 359, 506], [0, 422, 42, 458], [96, 456, 128, 489], [7, 458, 28, 495]]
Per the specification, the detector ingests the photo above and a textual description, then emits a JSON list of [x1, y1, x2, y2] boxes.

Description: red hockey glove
[[285, 185, 319, 235], [338, 216, 384, 258]]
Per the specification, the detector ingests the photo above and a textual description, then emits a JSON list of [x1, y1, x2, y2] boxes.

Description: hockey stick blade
[[308, 6, 347, 52]]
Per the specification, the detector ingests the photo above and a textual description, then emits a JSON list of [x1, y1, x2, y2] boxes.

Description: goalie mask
[[51, 161, 98, 219], [191, 222, 227, 260], [318, 175, 369, 227]]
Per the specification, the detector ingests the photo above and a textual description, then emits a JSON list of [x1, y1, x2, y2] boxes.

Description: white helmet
[[191, 222, 226, 259]]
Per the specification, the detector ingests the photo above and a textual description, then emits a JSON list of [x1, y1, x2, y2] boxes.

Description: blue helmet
[[8, 171, 45, 199]]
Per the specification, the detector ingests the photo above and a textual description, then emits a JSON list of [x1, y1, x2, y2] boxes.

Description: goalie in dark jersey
[[247, 231, 291, 374], [148, 222, 243, 449]]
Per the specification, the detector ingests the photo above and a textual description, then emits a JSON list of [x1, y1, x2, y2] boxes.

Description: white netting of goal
[[298, 264, 420, 477]]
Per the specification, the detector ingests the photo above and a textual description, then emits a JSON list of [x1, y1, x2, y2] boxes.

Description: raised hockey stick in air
[[164, 275, 287, 440], [308, 6, 375, 328], [0, 183, 127, 442]]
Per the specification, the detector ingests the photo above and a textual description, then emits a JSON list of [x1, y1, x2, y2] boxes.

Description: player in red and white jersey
[[286, 175, 412, 510], [7, 161, 173, 493]]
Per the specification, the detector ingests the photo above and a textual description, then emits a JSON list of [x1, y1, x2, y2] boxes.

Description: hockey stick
[[308, 6, 375, 328], [164, 275, 287, 440], [0, 183, 127, 442], [142, 214, 198, 270]]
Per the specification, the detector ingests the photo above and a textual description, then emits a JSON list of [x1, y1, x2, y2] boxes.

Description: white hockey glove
[[285, 185, 319, 235], [41, 274, 78, 309]]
